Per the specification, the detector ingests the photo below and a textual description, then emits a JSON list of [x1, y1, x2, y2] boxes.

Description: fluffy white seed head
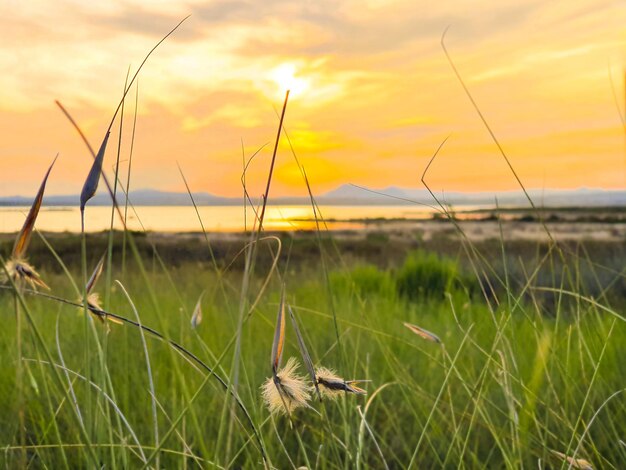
[[262, 357, 311, 414]]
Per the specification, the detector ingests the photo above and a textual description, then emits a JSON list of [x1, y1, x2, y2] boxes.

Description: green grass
[[0, 241, 625, 468]]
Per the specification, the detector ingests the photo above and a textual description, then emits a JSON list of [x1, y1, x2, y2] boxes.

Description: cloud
[[0, 0, 624, 197]]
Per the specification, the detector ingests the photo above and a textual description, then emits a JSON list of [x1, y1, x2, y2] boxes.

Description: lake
[[0, 205, 448, 233]]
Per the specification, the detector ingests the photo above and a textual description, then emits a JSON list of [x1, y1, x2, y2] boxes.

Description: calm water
[[0, 205, 444, 233]]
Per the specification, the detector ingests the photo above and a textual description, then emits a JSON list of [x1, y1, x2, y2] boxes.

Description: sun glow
[[270, 63, 310, 97]]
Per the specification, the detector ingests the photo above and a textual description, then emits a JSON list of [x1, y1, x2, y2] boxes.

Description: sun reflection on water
[[0, 205, 437, 233]]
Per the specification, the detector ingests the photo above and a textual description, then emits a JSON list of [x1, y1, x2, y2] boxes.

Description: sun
[[270, 63, 310, 97]]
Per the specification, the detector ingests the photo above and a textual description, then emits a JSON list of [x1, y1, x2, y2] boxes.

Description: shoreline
[[2, 217, 626, 242], [3, 204, 626, 239]]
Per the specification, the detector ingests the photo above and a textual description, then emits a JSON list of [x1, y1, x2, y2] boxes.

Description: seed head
[[262, 357, 311, 415], [315, 367, 367, 399], [403, 322, 442, 344], [3, 157, 57, 292], [76, 256, 121, 327], [190, 292, 204, 329], [2, 259, 49, 290], [75, 292, 123, 327], [550, 450, 593, 469], [86, 292, 102, 312]]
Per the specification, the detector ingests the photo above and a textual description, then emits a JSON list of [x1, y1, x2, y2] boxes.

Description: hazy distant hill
[[0, 189, 239, 207], [321, 185, 421, 202], [317, 185, 626, 207], [2, 185, 626, 208], [315, 185, 626, 207]]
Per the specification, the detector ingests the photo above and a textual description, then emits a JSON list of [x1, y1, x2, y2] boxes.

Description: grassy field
[[1, 226, 625, 469]]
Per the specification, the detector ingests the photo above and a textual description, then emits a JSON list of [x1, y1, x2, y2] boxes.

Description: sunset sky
[[0, 0, 625, 199]]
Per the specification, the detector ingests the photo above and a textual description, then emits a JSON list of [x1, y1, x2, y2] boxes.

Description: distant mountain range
[[2, 185, 626, 208]]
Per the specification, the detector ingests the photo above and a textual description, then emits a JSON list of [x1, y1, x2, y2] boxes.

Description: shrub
[[329, 264, 395, 298], [396, 250, 471, 300]]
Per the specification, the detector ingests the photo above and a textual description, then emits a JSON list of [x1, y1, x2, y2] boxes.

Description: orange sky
[[0, 0, 625, 198]]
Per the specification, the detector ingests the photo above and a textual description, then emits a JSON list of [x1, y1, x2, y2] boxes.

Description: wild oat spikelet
[[86, 292, 102, 311], [2, 157, 57, 291], [403, 322, 442, 344], [78, 292, 122, 327], [315, 367, 367, 399], [262, 357, 311, 415], [550, 450, 593, 469], [190, 291, 205, 329], [2, 259, 49, 290], [77, 256, 122, 326]]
